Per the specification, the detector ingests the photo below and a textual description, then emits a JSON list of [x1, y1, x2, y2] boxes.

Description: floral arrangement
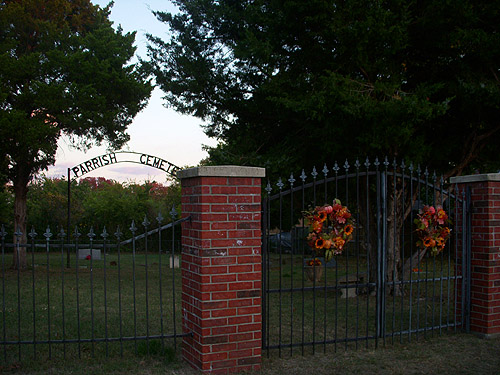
[[307, 258, 322, 267], [304, 199, 355, 262], [414, 205, 451, 256]]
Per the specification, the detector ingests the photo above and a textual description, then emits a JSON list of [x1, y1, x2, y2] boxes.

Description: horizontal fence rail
[[262, 157, 471, 357], [0, 212, 191, 364]]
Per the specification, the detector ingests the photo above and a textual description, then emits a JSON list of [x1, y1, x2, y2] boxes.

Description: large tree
[[0, 0, 152, 269], [148, 0, 499, 292], [148, 0, 500, 177]]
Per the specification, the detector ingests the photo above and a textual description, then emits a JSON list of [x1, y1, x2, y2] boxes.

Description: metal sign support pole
[[67, 168, 71, 268]]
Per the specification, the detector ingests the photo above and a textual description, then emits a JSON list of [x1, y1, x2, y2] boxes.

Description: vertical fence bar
[[74, 228, 81, 358], [102, 228, 109, 357], [311, 168, 317, 354], [264, 182, 272, 357], [130, 221, 138, 354], [391, 159, 397, 343], [431, 173, 437, 335], [344, 160, 350, 350], [408, 164, 415, 342], [115, 228, 123, 357], [423, 169, 429, 339], [1, 226, 6, 362], [156, 213, 165, 353], [59, 229, 66, 359], [333, 162, 339, 353], [44, 227, 52, 359], [277, 178, 284, 357], [300, 172, 306, 356], [29, 228, 37, 359], [143, 217, 150, 355], [382, 157, 389, 345], [170, 207, 178, 349], [465, 187, 472, 332], [438, 177, 445, 335], [400, 161, 406, 342], [375, 157, 382, 346], [414, 166, 421, 339], [446, 186, 452, 330], [89, 228, 95, 357], [354, 159, 360, 350], [289, 173, 295, 356], [15, 228, 21, 361], [364, 158, 371, 349], [321, 166, 328, 354]]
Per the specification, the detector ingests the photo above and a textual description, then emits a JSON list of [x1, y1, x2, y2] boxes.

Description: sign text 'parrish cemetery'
[[70, 152, 180, 180]]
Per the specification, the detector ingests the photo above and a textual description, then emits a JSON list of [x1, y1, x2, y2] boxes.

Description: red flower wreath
[[414, 205, 451, 256], [304, 199, 355, 262]]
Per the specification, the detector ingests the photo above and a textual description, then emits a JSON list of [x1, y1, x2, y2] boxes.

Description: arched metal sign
[[70, 151, 180, 180], [65, 152, 181, 262]]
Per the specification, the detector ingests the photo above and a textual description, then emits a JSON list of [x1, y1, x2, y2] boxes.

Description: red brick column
[[451, 174, 500, 338], [178, 166, 265, 373]]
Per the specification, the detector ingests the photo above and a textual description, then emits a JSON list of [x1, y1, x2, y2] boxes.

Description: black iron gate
[[0, 210, 190, 364], [262, 158, 471, 356]]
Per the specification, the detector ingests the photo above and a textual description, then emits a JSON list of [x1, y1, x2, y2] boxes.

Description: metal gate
[[262, 158, 471, 356], [0, 210, 190, 364]]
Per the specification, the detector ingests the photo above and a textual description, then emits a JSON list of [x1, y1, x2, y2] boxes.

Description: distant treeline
[[0, 176, 181, 237]]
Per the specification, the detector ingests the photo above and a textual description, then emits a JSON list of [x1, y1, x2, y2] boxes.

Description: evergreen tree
[[148, 0, 500, 177], [0, 0, 152, 268]]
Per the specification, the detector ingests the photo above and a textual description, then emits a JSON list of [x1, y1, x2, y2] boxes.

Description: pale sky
[[45, 0, 218, 184]]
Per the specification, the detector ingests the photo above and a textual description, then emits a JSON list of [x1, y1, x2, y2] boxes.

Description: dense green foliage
[[0, 0, 152, 263], [148, 0, 500, 178], [1, 177, 181, 235]]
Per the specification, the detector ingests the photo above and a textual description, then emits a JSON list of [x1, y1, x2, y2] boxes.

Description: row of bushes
[[1, 176, 181, 237]]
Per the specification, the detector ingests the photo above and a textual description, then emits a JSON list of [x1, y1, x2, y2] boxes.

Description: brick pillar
[[451, 174, 500, 338], [178, 166, 265, 374]]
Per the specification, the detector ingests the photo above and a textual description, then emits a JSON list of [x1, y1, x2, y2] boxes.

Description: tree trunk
[[12, 174, 29, 270]]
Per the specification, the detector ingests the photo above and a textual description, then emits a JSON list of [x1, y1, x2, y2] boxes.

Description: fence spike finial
[[88, 227, 96, 240], [364, 157, 371, 169], [114, 226, 122, 240], [29, 227, 37, 239], [14, 227, 23, 239], [44, 226, 52, 240], [354, 159, 361, 169], [58, 228, 66, 239], [333, 162, 340, 173], [74, 226, 81, 238], [300, 170, 307, 182], [277, 177, 284, 190], [157, 211, 164, 224], [344, 159, 350, 172], [130, 220, 137, 233], [322, 164, 329, 177], [265, 181, 272, 194], [142, 215, 150, 227], [311, 166, 318, 179], [170, 205, 177, 220], [101, 226, 109, 239], [0, 224, 6, 238], [289, 173, 296, 186]]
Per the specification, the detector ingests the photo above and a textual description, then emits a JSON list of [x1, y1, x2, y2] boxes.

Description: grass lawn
[[1, 333, 498, 374], [2, 250, 495, 374]]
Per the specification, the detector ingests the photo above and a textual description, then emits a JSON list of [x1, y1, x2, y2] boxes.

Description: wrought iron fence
[[0, 210, 191, 364], [262, 157, 471, 356]]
